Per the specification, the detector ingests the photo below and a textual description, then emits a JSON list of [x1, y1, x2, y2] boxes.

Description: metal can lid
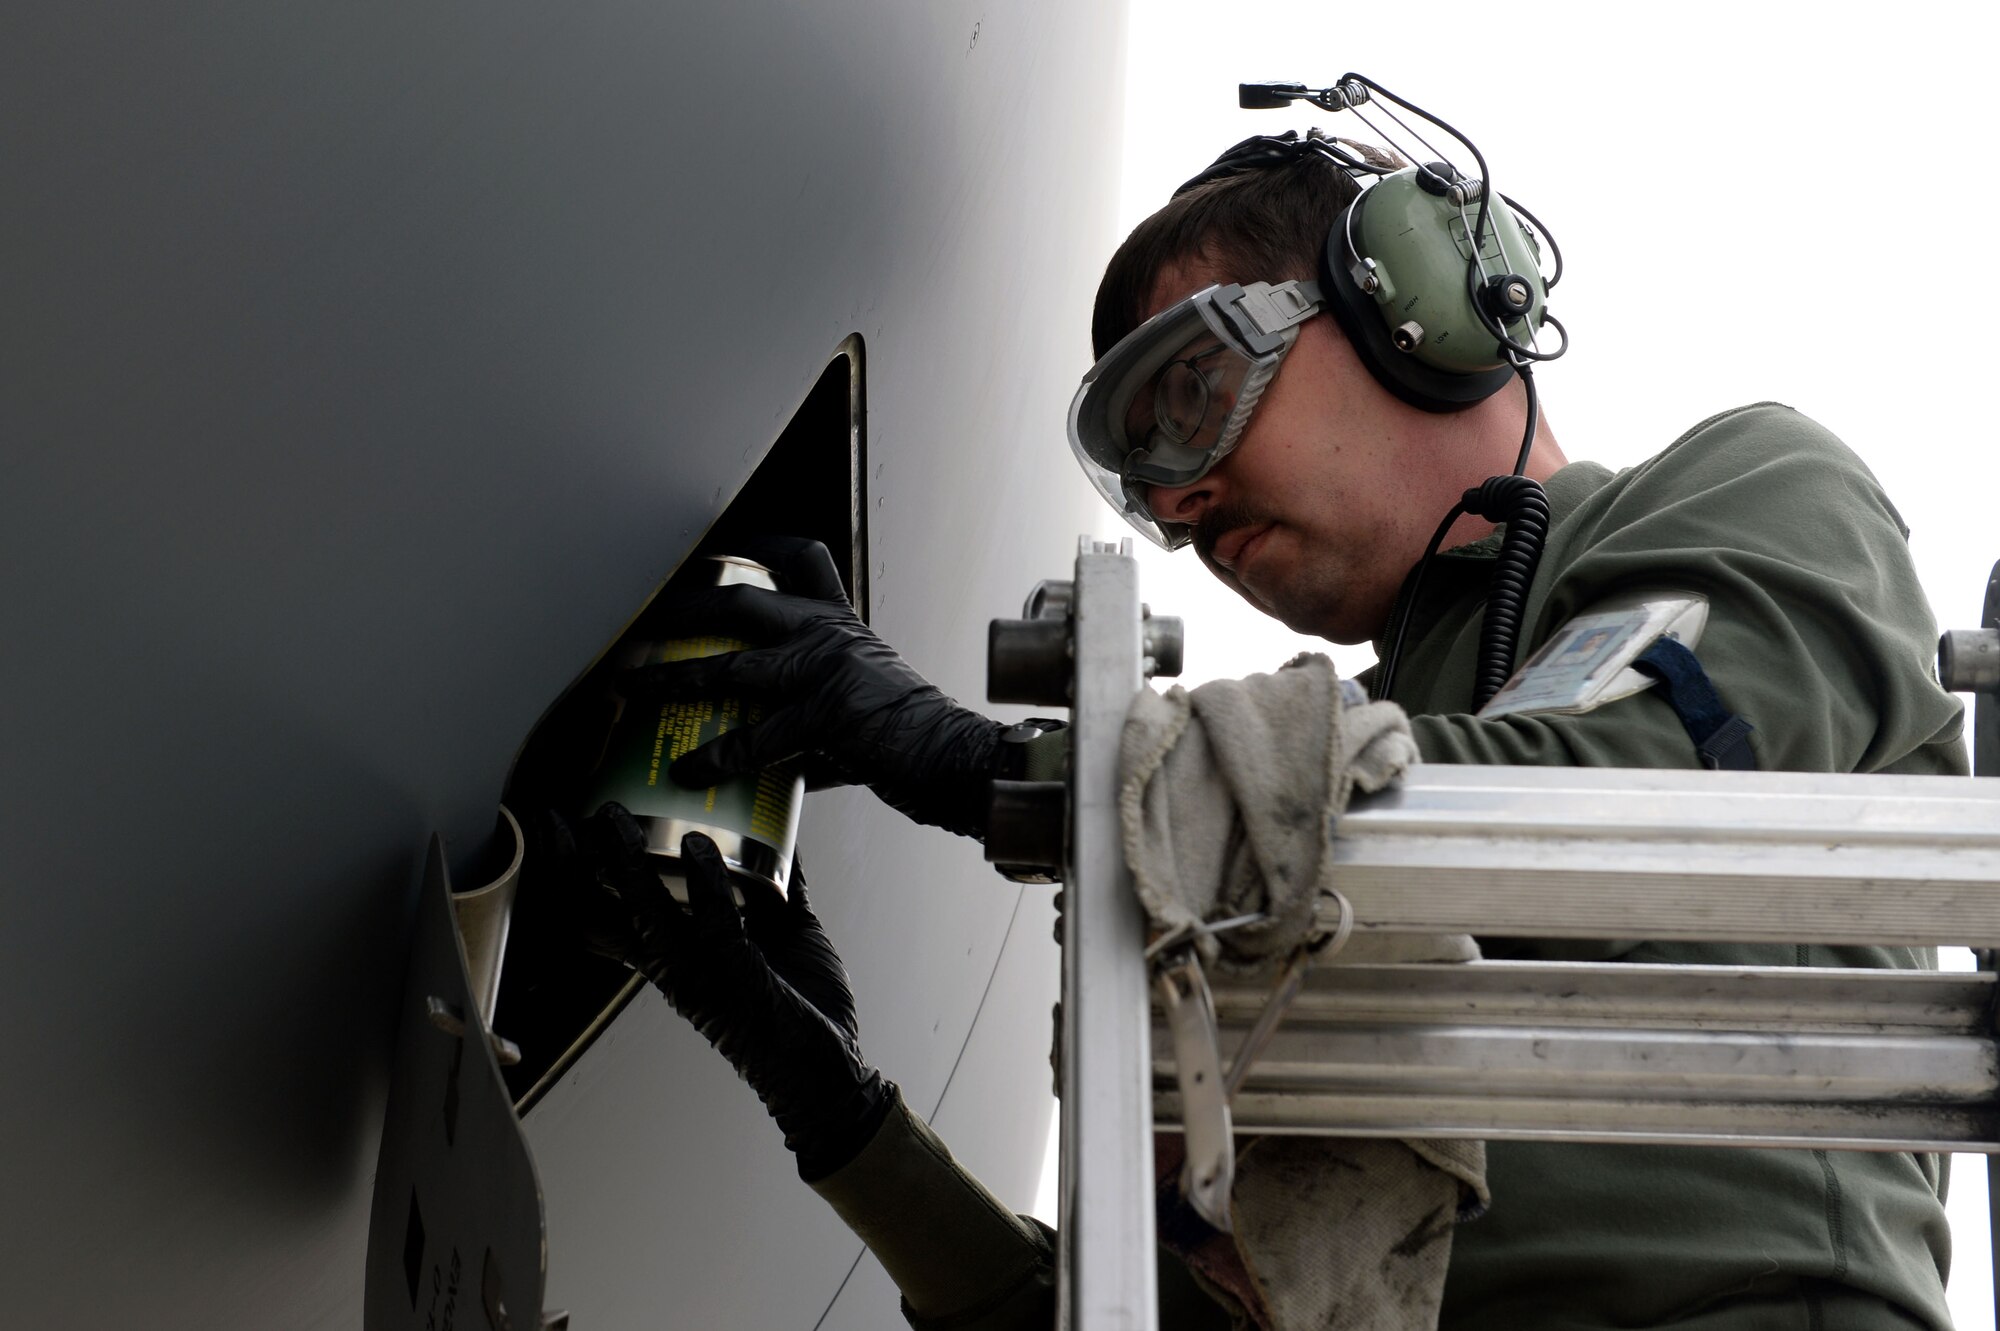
[[707, 555, 779, 592]]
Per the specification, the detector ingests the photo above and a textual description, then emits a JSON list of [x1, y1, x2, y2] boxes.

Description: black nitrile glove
[[527, 807, 647, 963], [627, 537, 1005, 839], [589, 806, 893, 1182]]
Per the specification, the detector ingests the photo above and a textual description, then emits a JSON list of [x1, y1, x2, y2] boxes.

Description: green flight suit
[[809, 403, 1967, 1329]]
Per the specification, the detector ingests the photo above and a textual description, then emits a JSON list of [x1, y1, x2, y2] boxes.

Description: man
[[593, 130, 1966, 1328]]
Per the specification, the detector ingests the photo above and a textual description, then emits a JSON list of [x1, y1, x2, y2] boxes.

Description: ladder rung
[[1208, 960, 1995, 1034], [1182, 1089, 2000, 1153], [1334, 765, 2000, 946], [1155, 961, 2000, 1151]]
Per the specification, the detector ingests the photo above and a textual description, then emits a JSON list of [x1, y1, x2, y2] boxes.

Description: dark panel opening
[[495, 340, 866, 1110]]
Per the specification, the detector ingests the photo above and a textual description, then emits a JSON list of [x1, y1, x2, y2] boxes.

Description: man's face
[[1138, 258, 1441, 645]]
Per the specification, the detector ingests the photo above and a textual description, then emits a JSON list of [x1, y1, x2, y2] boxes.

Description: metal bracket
[[365, 810, 553, 1331], [1152, 947, 1232, 1230], [1939, 556, 2000, 778]]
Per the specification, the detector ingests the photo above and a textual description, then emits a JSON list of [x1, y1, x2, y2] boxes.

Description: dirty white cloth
[[1119, 653, 1487, 1331], [1119, 653, 1417, 974]]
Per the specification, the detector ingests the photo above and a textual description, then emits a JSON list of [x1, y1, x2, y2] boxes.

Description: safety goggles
[[1067, 279, 1322, 549]]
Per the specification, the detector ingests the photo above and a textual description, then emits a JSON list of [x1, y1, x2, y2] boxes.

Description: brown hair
[[1090, 138, 1404, 359]]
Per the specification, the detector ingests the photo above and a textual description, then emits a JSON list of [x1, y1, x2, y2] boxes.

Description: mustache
[[1192, 505, 1270, 566]]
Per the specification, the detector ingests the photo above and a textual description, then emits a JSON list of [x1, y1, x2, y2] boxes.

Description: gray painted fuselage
[[1, 4, 1126, 1323]]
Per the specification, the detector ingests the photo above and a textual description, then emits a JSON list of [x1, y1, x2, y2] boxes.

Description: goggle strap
[[1212, 357, 1281, 457], [1220, 280, 1323, 354]]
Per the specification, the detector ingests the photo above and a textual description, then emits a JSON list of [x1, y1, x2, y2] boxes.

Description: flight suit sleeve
[[1403, 405, 1964, 779], [808, 1085, 1057, 1329]]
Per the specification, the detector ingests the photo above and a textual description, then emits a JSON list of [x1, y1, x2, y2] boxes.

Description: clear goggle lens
[[1122, 343, 1277, 491], [1067, 280, 1319, 549], [1154, 348, 1228, 443]]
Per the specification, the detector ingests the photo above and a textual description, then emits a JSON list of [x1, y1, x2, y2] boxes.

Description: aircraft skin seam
[[810, 881, 1033, 1329]]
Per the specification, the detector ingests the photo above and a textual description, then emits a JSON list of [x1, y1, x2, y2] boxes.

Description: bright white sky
[[1077, 2, 2000, 1323]]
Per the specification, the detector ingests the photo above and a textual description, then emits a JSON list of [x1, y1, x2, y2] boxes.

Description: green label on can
[[585, 636, 800, 853]]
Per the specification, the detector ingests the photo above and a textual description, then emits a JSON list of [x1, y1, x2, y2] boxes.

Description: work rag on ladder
[[1119, 653, 1488, 1331]]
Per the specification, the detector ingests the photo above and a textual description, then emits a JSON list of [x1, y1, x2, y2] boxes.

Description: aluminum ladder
[[983, 538, 2000, 1331]]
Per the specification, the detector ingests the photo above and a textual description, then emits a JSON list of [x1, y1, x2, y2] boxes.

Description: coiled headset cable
[[1374, 363, 1549, 711]]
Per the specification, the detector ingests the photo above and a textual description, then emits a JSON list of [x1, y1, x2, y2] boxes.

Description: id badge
[[1478, 592, 1709, 720]]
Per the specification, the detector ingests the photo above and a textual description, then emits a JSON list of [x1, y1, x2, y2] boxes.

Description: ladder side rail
[[1058, 539, 1158, 1331]]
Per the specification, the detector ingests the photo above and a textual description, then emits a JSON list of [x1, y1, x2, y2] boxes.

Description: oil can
[[585, 556, 804, 903]]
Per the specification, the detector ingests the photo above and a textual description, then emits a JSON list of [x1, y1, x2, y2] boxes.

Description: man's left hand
[[627, 536, 1005, 839]]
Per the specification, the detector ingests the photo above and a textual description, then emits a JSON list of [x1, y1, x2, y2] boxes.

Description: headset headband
[[1165, 78, 1567, 412], [1172, 129, 1390, 198]]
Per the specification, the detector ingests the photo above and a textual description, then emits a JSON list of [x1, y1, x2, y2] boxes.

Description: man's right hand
[[586, 807, 895, 1182], [627, 537, 1006, 839]]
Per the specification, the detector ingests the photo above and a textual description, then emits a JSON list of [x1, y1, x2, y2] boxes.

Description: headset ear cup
[[1319, 192, 1514, 414]]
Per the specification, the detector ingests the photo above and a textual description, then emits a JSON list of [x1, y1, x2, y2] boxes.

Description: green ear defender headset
[[1326, 158, 1557, 408], [1184, 76, 1568, 415], [1178, 76, 1569, 707]]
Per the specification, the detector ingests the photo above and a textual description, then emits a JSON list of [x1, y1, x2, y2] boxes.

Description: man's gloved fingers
[[604, 856, 687, 955], [762, 542, 847, 605], [679, 832, 750, 943], [530, 807, 578, 858], [739, 854, 862, 1042], [707, 537, 849, 605], [529, 808, 642, 959], [738, 855, 796, 939], [629, 643, 807, 704], [525, 808, 586, 885], [624, 651, 738, 702], [785, 855, 811, 915], [570, 883, 647, 962], [581, 801, 651, 870], [668, 705, 810, 788], [584, 807, 681, 943], [657, 581, 822, 644], [799, 753, 863, 791], [747, 854, 820, 934]]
